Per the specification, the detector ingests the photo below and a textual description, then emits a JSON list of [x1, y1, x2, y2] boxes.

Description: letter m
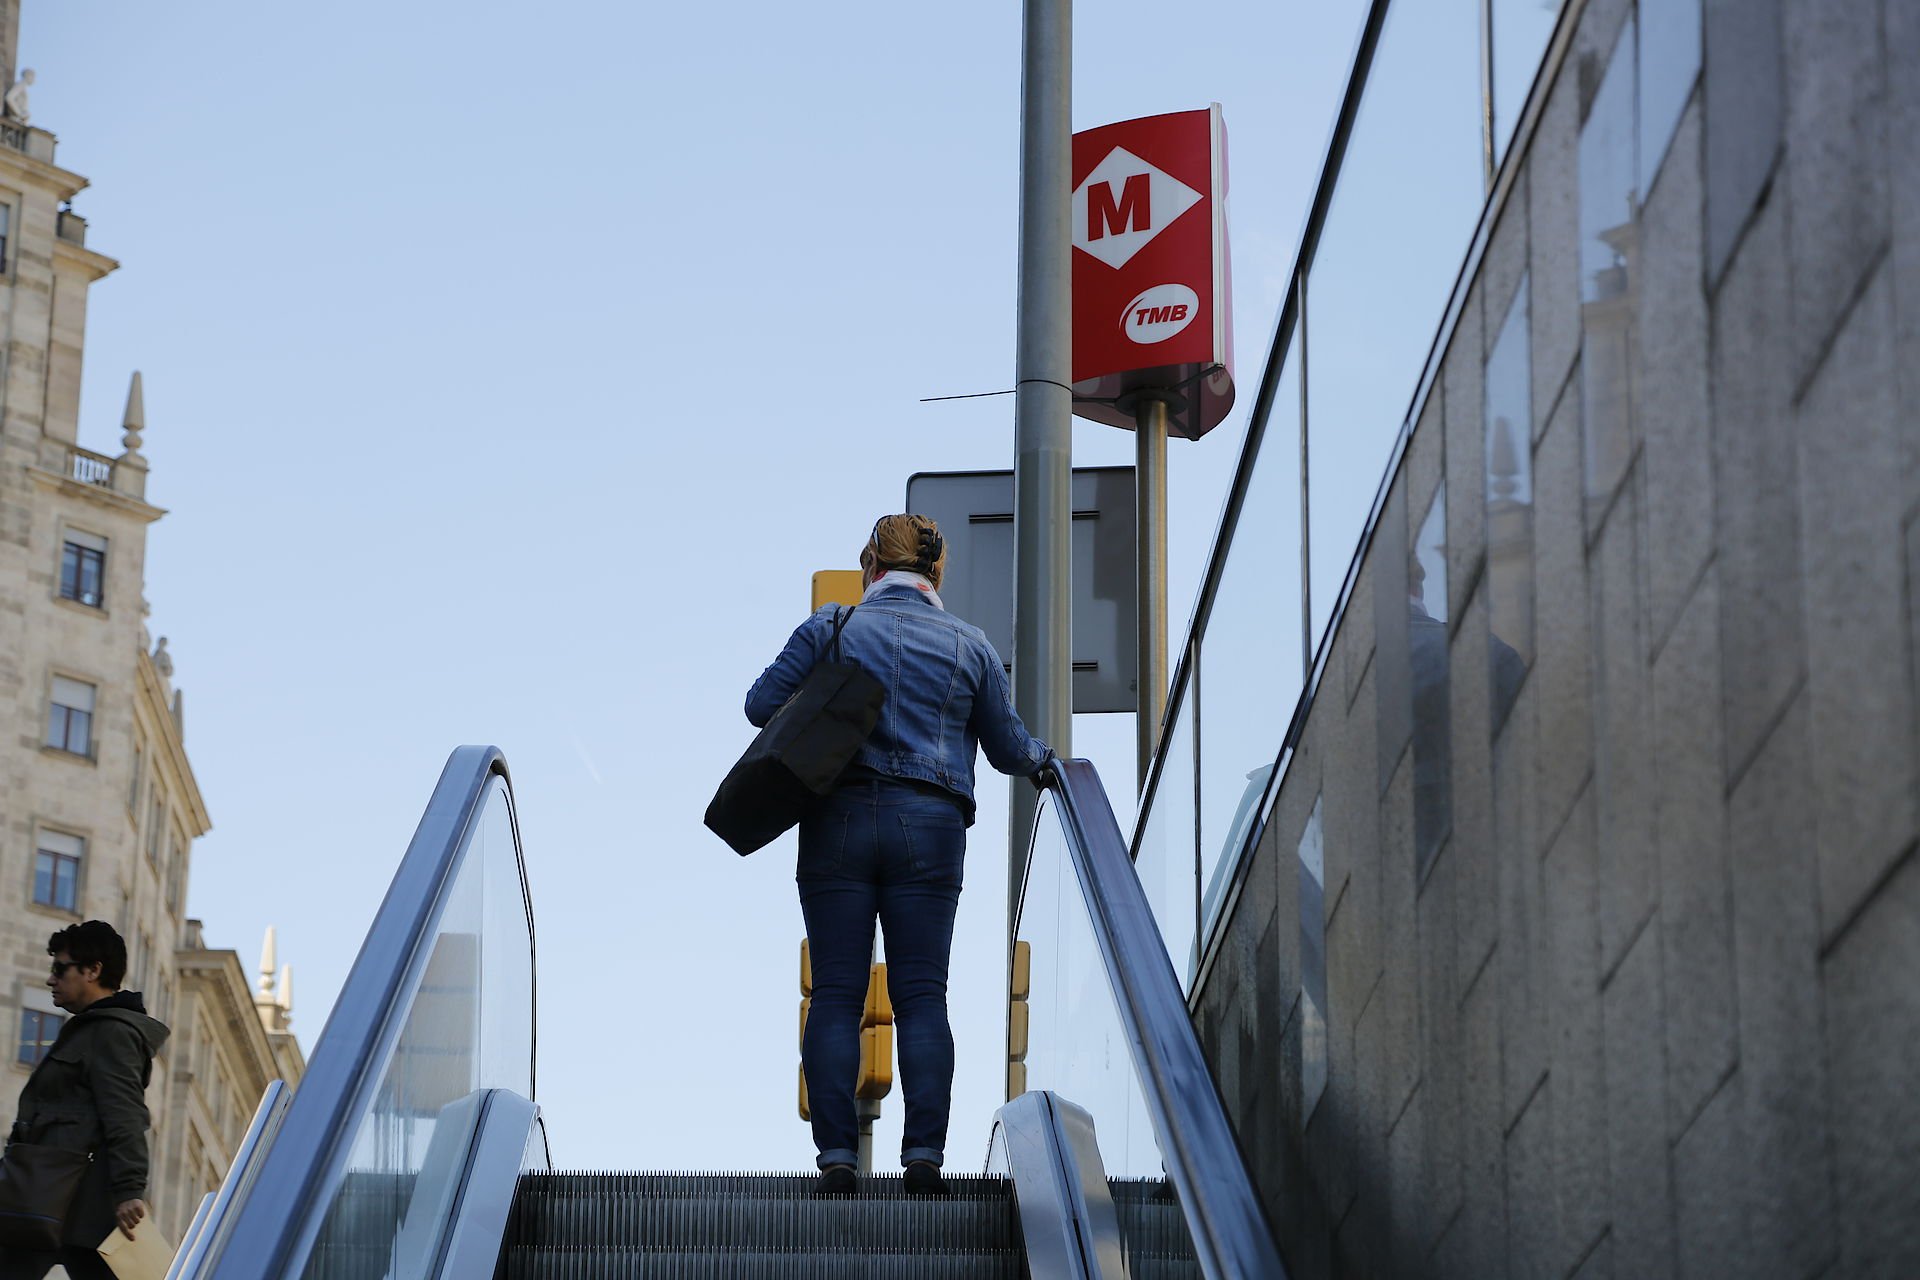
[[1089, 173, 1152, 241]]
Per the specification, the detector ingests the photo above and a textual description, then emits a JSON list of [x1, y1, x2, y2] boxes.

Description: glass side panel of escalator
[[299, 780, 532, 1280]]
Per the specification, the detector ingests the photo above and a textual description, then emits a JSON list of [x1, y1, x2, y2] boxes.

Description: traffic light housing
[[798, 941, 894, 1120], [1007, 939, 1031, 1100]]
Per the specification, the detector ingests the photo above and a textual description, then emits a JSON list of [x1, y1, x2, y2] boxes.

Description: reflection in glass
[[1298, 799, 1328, 1119], [1020, 796, 1163, 1176], [1374, 484, 1413, 793], [1136, 678, 1197, 989], [300, 780, 533, 1280], [1638, 0, 1701, 193], [1410, 489, 1452, 876], [1305, 0, 1482, 652], [1579, 14, 1638, 527], [1198, 355, 1303, 940], [1492, 0, 1564, 166], [1485, 278, 1535, 733]]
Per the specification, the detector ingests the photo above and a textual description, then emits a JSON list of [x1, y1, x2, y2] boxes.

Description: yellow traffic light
[[799, 948, 896, 1118], [858, 963, 893, 1101], [857, 1024, 894, 1100], [812, 570, 863, 611], [1007, 940, 1031, 1101], [862, 963, 892, 1029]]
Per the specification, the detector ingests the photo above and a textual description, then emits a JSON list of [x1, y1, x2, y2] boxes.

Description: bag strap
[[827, 606, 856, 663]]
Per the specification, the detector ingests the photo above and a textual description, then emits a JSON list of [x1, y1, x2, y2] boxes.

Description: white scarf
[[863, 569, 945, 611]]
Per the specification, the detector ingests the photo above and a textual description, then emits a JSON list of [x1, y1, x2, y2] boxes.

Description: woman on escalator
[[745, 514, 1050, 1197]]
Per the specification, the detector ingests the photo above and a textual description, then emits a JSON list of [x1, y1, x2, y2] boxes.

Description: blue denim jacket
[[745, 583, 1050, 823]]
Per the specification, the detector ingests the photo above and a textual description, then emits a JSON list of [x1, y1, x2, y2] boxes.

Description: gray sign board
[[905, 467, 1138, 714]]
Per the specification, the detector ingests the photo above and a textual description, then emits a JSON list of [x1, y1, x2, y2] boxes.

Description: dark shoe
[[815, 1164, 857, 1195], [903, 1160, 947, 1196]]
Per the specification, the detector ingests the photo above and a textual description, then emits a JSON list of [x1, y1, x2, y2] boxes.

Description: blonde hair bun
[[861, 514, 948, 589]]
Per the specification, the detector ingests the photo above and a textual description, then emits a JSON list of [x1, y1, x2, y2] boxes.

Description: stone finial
[[152, 635, 173, 678], [258, 926, 278, 1000], [4, 68, 32, 124], [276, 965, 293, 1020], [121, 372, 146, 457]]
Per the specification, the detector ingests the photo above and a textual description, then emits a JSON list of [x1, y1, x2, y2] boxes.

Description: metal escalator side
[[1017, 758, 1288, 1280], [183, 746, 543, 1280]]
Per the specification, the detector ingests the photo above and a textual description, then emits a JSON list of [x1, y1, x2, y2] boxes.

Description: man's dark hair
[[48, 920, 128, 990]]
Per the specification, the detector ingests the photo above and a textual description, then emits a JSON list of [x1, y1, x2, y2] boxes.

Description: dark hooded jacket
[[9, 991, 169, 1247]]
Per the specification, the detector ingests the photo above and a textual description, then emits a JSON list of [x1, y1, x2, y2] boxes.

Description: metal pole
[[856, 1097, 879, 1174], [1134, 396, 1170, 788], [1009, 0, 1073, 935]]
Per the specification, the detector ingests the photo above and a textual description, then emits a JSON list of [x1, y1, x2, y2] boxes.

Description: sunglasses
[[48, 959, 86, 978]]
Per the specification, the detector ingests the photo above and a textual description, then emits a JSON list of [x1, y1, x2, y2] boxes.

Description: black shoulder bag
[[0, 1134, 91, 1251], [705, 606, 886, 855]]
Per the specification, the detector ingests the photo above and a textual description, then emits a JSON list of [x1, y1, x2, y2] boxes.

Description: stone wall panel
[[1543, 790, 1608, 1273], [1781, 0, 1889, 381], [1589, 478, 1657, 973], [1532, 383, 1594, 856], [1650, 571, 1738, 1134], [1449, 587, 1498, 993], [1709, 195, 1805, 782], [1726, 692, 1836, 1278], [1602, 920, 1677, 1280], [1636, 101, 1716, 653], [1793, 267, 1919, 940], [1703, 0, 1784, 283], [1822, 851, 1920, 1276]]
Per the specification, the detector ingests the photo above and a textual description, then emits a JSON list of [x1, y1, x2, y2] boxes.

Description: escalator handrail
[[199, 745, 535, 1279], [166, 1080, 290, 1280], [1041, 757, 1288, 1280]]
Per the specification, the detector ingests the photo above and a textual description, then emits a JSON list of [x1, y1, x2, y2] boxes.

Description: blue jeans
[[798, 779, 966, 1170]]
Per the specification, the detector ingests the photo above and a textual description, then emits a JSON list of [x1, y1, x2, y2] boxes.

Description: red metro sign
[[1071, 106, 1234, 439]]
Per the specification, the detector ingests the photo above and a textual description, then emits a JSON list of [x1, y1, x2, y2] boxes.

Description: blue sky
[[23, 0, 1367, 1170]]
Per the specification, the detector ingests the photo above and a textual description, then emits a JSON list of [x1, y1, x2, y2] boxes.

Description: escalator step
[[504, 1172, 1019, 1259], [497, 1247, 1026, 1279], [1109, 1178, 1202, 1276]]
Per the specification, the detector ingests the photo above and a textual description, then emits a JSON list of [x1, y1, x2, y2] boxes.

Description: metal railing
[[165, 1081, 292, 1280], [1023, 758, 1287, 1279], [188, 746, 538, 1279], [1126, 0, 1585, 994]]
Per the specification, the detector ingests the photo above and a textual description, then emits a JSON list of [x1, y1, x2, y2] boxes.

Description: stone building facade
[[0, 0, 304, 1247], [1189, 0, 1920, 1276]]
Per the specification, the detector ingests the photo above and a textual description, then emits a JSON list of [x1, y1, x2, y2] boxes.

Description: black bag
[[706, 607, 885, 855], [0, 1141, 90, 1251]]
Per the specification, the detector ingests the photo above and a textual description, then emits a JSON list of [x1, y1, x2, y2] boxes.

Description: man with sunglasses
[[2, 922, 169, 1279]]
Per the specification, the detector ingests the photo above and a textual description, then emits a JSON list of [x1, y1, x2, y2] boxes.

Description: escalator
[[494, 1171, 1198, 1277], [165, 749, 1285, 1279]]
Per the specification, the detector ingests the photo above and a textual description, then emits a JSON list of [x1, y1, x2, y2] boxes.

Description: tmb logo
[[1072, 147, 1204, 270], [1122, 284, 1200, 345]]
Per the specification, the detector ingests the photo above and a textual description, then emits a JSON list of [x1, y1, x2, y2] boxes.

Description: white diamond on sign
[[1072, 146, 1204, 270]]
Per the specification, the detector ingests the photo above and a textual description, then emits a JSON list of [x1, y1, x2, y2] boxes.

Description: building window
[[147, 786, 166, 864], [33, 830, 84, 912], [45, 677, 96, 757], [0, 204, 11, 271], [59, 531, 108, 608], [129, 733, 145, 813], [165, 828, 187, 913], [17, 1009, 64, 1066]]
